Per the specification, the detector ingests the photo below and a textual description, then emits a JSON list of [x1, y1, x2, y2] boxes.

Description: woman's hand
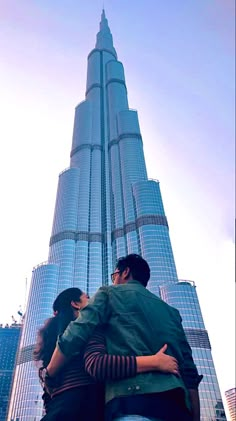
[[136, 344, 180, 376], [39, 367, 58, 396], [150, 344, 180, 375]]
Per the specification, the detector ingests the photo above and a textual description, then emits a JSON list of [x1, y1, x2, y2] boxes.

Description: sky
[[0, 0, 235, 415]]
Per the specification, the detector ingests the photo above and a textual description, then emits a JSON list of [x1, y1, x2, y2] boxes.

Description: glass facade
[[7, 264, 59, 421], [225, 388, 236, 421], [7, 10, 227, 420], [0, 324, 21, 421], [160, 282, 226, 420]]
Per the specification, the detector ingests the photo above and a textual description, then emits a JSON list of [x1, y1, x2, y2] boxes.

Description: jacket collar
[[126, 279, 146, 287]]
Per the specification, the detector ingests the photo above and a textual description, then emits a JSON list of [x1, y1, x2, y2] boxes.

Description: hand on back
[[152, 344, 180, 376]]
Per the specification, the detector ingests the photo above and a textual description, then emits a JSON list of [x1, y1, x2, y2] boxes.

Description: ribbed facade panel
[[133, 180, 165, 215], [74, 241, 89, 292], [23, 264, 59, 346], [225, 388, 236, 421], [106, 60, 125, 82], [133, 180, 177, 294], [86, 50, 101, 92], [74, 149, 91, 230], [87, 90, 102, 143], [126, 231, 140, 255], [8, 264, 59, 420], [71, 101, 92, 151], [88, 242, 103, 296], [50, 168, 80, 236], [110, 144, 125, 228], [119, 137, 147, 185], [117, 109, 140, 135], [119, 138, 147, 221], [160, 282, 226, 420], [49, 240, 76, 291], [112, 236, 127, 264], [107, 89, 128, 140], [90, 148, 102, 231]]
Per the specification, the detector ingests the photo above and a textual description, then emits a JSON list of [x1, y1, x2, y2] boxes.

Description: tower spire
[[95, 9, 117, 57], [98, 8, 109, 33], [101, 7, 106, 21]]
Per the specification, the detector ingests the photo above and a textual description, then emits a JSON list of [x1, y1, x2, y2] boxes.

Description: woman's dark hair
[[33, 288, 84, 367], [116, 254, 150, 287]]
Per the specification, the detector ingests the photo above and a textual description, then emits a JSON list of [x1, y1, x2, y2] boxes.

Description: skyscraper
[[225, 388, 236, 421], [0, 324, 21, 421], [8, 10, 226, 421], [160, 281, 226, 420]]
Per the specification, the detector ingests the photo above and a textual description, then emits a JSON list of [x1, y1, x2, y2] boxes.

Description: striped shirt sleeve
[[84, 328, 137, 381]]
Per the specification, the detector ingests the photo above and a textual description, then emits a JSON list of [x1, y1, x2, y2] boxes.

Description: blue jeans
[[113, 416, 162, 421]]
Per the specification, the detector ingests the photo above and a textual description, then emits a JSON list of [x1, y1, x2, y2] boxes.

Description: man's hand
[[136, 344, 180, 376]]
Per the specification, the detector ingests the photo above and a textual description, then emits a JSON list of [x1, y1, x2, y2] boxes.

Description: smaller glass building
[[0, 324, 21, 421], [225, 388, 236, 421], [160, 281, 227, 421]]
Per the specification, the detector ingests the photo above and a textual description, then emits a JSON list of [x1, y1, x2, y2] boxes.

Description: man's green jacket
[[57, 280, 201, 410]]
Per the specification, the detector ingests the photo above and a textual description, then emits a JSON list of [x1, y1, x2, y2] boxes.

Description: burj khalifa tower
[[8, 11, 226, 421]]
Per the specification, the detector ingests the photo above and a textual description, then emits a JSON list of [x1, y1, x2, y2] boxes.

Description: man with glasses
[[46, 254, 202, 421]]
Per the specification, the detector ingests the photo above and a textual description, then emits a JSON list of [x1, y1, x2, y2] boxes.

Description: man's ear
[[71, 300, 81, 310], [123, 267, 131, 279]]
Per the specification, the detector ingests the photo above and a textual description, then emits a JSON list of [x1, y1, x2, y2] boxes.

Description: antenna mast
[[24, 277, 28, 313]]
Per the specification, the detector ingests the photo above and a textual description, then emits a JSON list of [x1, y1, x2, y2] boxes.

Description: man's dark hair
[[116, 254, 150, 287]]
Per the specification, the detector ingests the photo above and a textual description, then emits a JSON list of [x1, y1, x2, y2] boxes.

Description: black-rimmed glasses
[[110, 271, 121, 283]]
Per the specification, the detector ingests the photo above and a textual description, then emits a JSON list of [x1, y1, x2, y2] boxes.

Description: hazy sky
[[0, 0, 235, 415]]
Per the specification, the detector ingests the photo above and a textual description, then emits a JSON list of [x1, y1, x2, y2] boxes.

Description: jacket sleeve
[[176, 310, 203, 389], [84, 328, 137, 381], [57, 287, 111, 358]]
